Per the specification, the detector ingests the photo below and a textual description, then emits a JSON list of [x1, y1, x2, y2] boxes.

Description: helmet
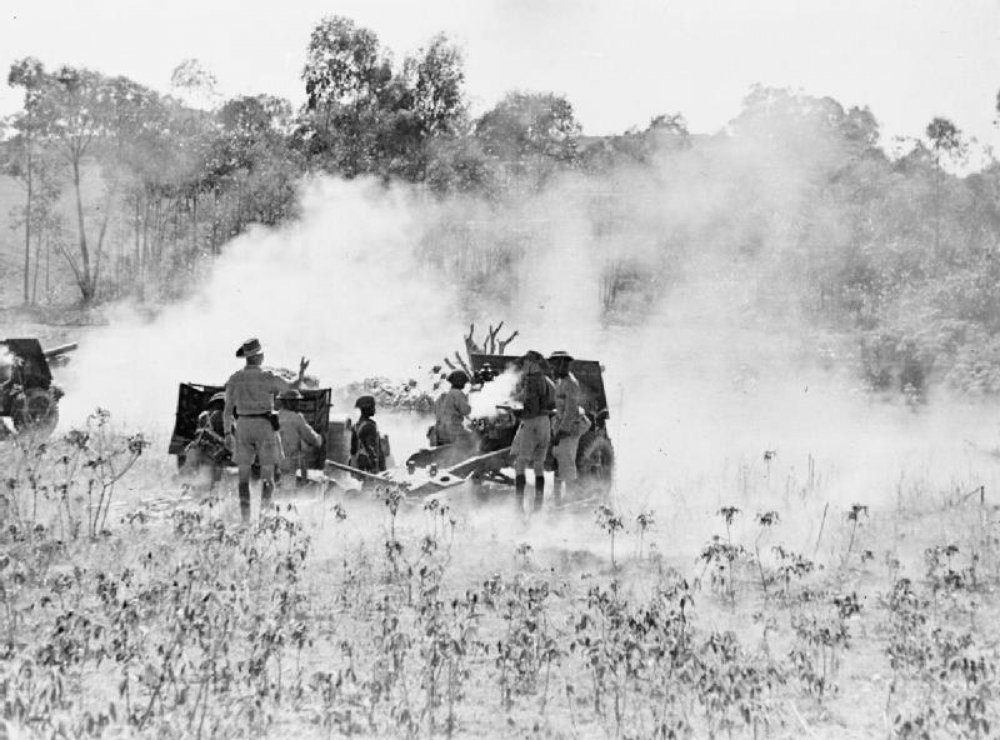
[[355, 395, 376, 411], [207, 391, 226, 407], [547, 350, 574, 364], [277, 389, 303, 401], [447, 370, 470, 388]]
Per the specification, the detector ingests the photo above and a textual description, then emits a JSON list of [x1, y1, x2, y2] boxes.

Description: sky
[[2, 0, 1000, 153]]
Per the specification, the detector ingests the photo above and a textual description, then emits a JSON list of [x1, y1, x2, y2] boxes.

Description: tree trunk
[[44, 232, 51, 304], [23, 141, 33, 305], [32, 222, 42, 304], [91, 189, 114, 300], [72, 155, 94, 302], [191, 191, 198, 261]]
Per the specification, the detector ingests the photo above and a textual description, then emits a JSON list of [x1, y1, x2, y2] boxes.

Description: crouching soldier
[[276, 389, 323, 487], [182, 391, 229, 483]]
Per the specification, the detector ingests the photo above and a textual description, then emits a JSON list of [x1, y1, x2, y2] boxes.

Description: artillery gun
[[0, 338, 78, 436], [327, 325, 615, 501], [168, 381, 370, 481]]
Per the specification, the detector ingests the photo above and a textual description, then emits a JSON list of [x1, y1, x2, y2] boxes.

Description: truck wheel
[[576, 431, 614, 494]]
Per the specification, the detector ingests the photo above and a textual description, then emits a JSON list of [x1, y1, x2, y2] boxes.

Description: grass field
[[1, 396, 998, 738]]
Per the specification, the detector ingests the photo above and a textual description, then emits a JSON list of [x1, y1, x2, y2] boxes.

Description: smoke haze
[[53, 119, 1000, 553]]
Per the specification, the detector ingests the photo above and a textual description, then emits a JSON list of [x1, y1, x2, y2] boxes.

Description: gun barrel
[[43, 343, 78, 358], [325, 459, 391, 483]]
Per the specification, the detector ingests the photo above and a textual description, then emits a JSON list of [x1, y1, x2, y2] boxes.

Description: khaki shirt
[[223, 366, 289, 431], [516, 371, 556, 419], [554, 374, 583, 434], [278, 408, 322, 460], [435, 388, 472, 439]]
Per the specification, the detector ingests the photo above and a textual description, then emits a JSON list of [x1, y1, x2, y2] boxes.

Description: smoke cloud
[[53, 116, 1000, 557]]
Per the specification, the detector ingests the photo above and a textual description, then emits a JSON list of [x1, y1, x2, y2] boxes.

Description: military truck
[[0, 338, 77, 436]]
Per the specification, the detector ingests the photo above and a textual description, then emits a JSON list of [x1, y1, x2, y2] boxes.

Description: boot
[[238, 481, 251, 524], [515, 474, 526, 514], [534, 475, 545, 512], [261, 480, 274, 511]]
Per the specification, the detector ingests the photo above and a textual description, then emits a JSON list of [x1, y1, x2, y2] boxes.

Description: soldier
[[276, 389, 323, 486], [223, 338, 307, 522], [433, 370, 473, 448], [548, 351, 591, 502], [182, 391, 228, 481], [350, 395, 386, 473], [512, 350, 555, 513]]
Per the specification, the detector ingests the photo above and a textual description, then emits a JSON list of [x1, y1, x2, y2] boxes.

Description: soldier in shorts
[[548, 351, 591, 502], [224, 338, 307, 522], [513, 350, 555, 514]]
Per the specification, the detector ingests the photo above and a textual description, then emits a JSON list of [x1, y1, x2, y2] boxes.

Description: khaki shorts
[[234, 417, 281, 467], [514, 416, 551, 472], [552, 433, 583, 482]]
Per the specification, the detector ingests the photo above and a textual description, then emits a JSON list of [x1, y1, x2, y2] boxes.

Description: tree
[[5, 58, 50, 304], [169, 58, 219, 110], [298, 16, 391, 176], [297, 17, 468, 183], [473, 91, 581, 188], [208, 95, 300, 230], [9, 62, 175, 302], [925, 117, 965, 252], [15, 65, 114, 302], [409, 34, 467, 138]]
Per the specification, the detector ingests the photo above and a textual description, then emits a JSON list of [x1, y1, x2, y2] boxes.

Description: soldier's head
[[207, 391, 226, 410], [236, 338, 264, 366], [519, 350, 548, 375], [548, 351, 574, 378], [276, 388, 302, 410], [355, 395, 376, 418], [447, 370, 470, 390]]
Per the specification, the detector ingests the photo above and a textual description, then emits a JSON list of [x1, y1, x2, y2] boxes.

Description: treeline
[[5, 15, 1000, 396], [0, 17, 590, 306]]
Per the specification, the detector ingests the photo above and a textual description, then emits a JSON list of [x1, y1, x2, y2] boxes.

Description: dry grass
[[2, 422, 999, 739]]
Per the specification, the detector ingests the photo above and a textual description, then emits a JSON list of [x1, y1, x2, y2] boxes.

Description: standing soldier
[[433, 370, 473, 448], [223, 338, 307, 522], [276, 389, 324, 487], [548, 351, 590, 502], [350, 395, 386, 473], [512, 350, 555, 514]]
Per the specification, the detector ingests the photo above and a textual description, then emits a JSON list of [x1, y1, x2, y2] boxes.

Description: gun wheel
[[14, 388, 59, 438], [576, 431, 614, 495]]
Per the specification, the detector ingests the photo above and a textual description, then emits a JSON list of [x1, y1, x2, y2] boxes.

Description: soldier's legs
[[260, 466, 275, 509], [235, 419, 280, 520], [526, 418, 550, 512], [513, 457, 527, 513], [236, 464, 253, 523], [256, 437, 280, 513], [552, 434, 582, 500]]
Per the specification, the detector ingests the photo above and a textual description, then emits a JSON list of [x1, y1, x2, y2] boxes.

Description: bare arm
[[223, 380, 235, 433], [300, 414, 322, 448]]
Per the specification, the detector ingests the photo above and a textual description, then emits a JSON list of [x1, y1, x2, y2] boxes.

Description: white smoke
[[50, 142, 1000, 561]]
